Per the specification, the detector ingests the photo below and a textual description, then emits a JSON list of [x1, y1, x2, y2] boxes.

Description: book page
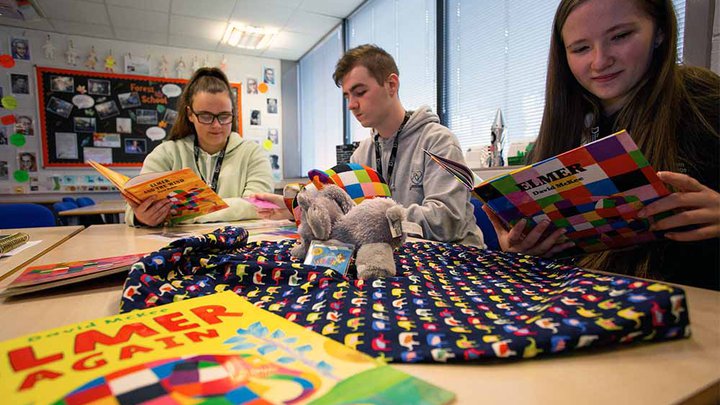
[[87, 160, 130, 190]]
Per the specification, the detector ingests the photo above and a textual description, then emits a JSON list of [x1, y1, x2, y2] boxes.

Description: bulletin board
[[35, 66, 242, 167]]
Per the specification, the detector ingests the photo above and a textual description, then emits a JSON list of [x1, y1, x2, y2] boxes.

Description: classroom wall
[[0, 26, 284, 199]]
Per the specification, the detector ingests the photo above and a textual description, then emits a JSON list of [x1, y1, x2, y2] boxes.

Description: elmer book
[[0, 291, 454, 405], [0, 253, 147, 298], [88, 160, 228, 224], [425, 130, 673, 255]]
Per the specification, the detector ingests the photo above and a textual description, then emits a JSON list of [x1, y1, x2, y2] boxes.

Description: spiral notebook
[[0, 233, 30, 255]]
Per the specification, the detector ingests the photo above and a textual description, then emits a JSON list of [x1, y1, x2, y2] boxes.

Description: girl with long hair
[[124, 67, 273, 226], [486, 0, 719, 289]]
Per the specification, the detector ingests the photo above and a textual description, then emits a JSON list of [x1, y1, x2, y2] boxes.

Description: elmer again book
[[88, 160, 228, 224], [426, 130, 672, 255], [0, 291, 454, 405]]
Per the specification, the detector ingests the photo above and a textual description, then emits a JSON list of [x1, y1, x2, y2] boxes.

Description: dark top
[[594, 72, 719, 290]]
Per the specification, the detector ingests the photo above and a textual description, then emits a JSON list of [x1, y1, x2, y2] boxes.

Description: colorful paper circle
[[1, 96, 17, 110], [0, 54, 15, 68], [156, 104, 166, 113], [263, 139, 273, 151], [13, 170, 29, 182], [258, 82, 269, 93], [9, 133, 25, 146]]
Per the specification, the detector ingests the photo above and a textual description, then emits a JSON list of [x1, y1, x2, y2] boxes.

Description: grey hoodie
[[351, 106, 484, 247]]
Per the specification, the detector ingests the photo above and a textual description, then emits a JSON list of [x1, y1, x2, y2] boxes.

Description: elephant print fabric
[[121, 226, 690, 363]]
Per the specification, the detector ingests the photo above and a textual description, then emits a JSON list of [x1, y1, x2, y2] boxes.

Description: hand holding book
[[88, 160, 228, 225], [427, 130, 674, 257]]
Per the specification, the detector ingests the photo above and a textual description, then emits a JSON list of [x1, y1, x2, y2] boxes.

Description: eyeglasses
[[189, 107, 233, 125]]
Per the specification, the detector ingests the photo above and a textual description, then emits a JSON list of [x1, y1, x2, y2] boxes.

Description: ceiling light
[[222, 23, 277, 50]]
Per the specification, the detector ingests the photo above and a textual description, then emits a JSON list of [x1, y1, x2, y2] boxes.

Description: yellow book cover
[[88, 160, 228, 224], [0, 291, 454, 405]]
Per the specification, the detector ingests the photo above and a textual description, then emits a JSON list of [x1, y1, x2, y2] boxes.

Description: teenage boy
[[334, 44, 483, 246]]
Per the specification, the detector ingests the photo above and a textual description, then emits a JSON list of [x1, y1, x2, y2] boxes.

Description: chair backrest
[[471, 199, 500, 250], [62, 197, 77, 204], [53, 201, 78, 212], [0, 203, 57, 228], [76, 197, 95, 207]]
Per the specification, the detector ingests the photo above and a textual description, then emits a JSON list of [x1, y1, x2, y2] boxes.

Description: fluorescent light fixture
[[222, 23, 277, 50]]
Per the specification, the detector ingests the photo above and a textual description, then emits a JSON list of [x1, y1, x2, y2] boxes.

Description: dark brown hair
[[333, 44, 399, 87], [169, 67, 237, 140], [532, 0, 720, 278]]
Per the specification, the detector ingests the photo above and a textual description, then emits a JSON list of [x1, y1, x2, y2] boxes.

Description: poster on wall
[[36, 66, 242, 167]]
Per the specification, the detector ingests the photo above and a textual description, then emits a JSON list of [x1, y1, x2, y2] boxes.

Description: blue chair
[[0, 204, 56, 228], [62, 197, 77, 204], [54, 201, 105, 226], [53, 201, 80, 226], [76, 197, 95, 207], [471, 199, 500, 250], [53, 201, 78, 212]]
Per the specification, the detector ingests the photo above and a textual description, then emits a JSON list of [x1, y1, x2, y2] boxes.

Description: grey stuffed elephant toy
[[291, 184, 406, 280]]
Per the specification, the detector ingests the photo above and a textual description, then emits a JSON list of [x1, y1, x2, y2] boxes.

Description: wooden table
[[0, 223, 717, 404], [0, 226, 84, 281], [57, 200, 126, 223]]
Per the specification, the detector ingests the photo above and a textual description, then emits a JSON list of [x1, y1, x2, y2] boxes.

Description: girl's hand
[[248, 192, 294, 220], [483, 205, 574, 257], [125, 194, 172, 227], [639, 171, 720, 241]]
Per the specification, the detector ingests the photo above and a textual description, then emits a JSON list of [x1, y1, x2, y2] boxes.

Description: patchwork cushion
[[120, 226, 690, 363], [286, 163, 392, 223]]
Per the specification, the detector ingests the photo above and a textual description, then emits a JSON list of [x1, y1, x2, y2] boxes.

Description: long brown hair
[[169, 67, 237, 140], [532, 0, 720, 277]]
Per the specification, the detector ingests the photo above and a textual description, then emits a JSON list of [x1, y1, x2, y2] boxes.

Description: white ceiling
[[0, 0, 365, 61]]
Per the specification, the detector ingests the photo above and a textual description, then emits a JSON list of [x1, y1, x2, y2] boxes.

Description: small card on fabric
[[304, 240, 354, 276]]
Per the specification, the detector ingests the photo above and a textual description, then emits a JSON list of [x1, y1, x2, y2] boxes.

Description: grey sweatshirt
[[351, 106, 484, 247]]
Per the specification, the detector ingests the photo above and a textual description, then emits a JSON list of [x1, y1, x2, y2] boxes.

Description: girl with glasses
[[124, 67, 273, 227]]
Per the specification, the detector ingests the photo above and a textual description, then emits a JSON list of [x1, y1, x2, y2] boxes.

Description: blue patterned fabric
[[120, 226, 690, 363]]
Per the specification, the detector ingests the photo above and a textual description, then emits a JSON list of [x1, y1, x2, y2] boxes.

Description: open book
[[426, 130, 673, 255], [0, 252, 147, 298], [0, 291, 454, 404], [88, 160, 228, 223]]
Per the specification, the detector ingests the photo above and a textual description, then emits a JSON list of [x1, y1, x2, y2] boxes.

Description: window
[[445, 0, 686, 152], [347, 0, 437, 142], [298, 27, 344, 173]]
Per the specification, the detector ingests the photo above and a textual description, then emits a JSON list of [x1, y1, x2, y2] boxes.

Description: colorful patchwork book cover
[[426, 130, 673, 255], [0, 253, 147, 298], [88, 160, 228, 223], [0, 291, 454, 405]]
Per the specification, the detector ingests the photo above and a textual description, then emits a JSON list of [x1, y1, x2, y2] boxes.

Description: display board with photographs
[[36, 66, 242, 167]]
